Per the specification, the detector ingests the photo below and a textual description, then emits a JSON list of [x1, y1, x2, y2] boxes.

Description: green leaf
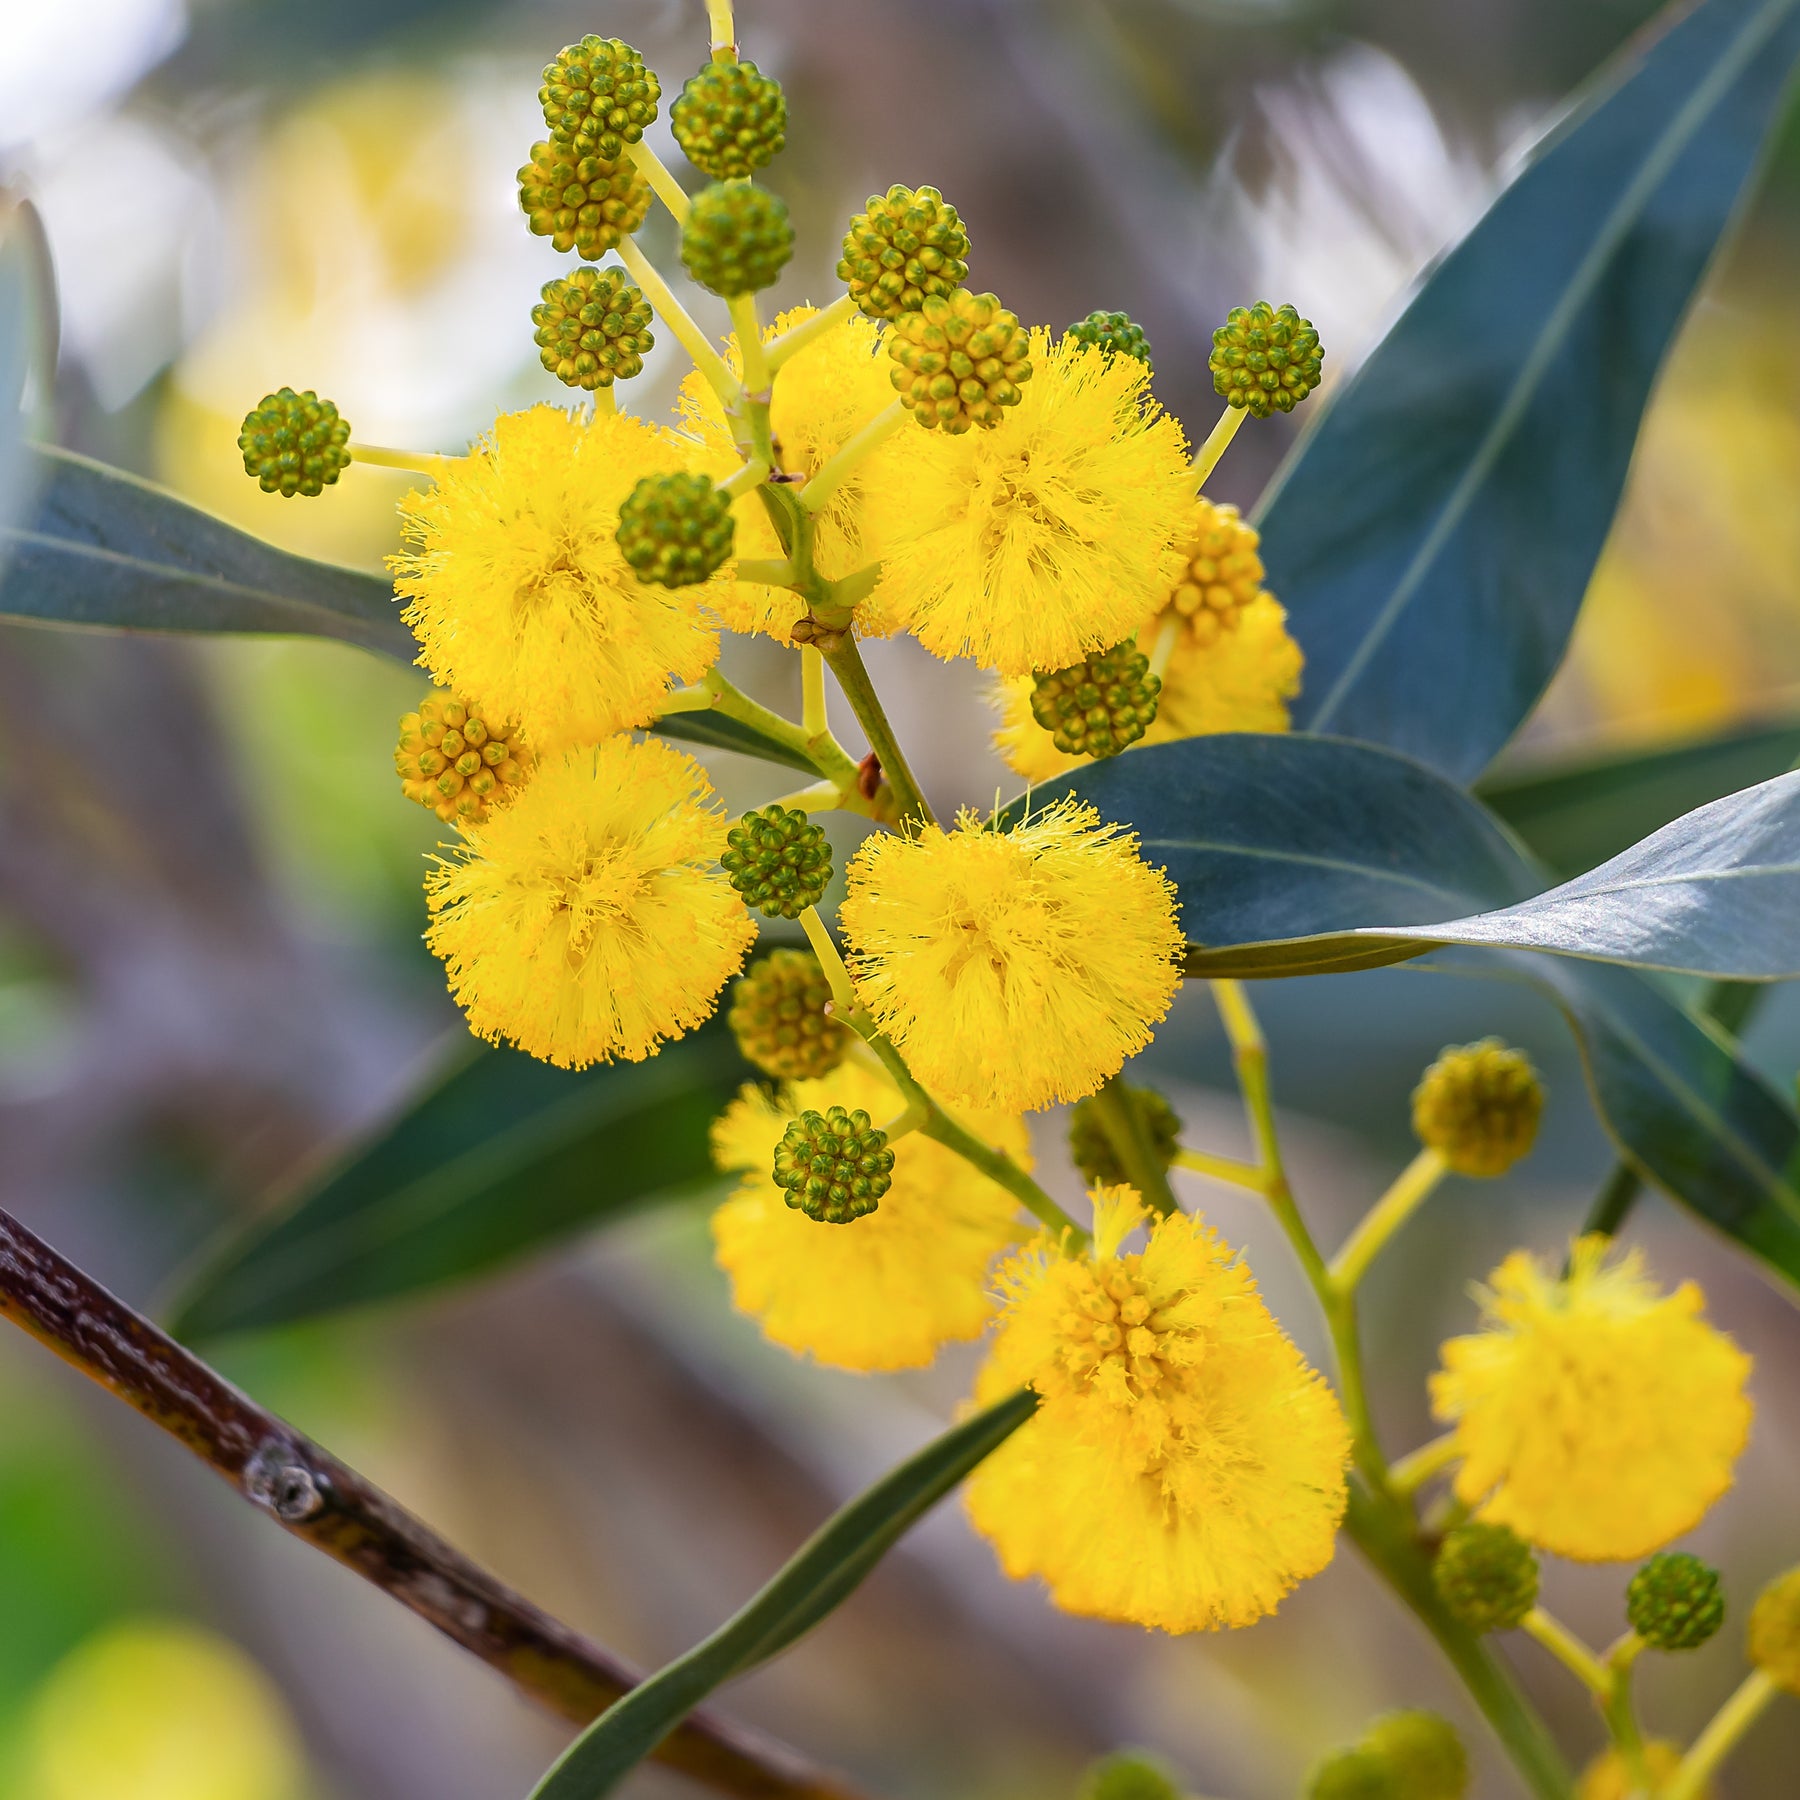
[[168, 1016, 747, 1341], [528, 1389, 1039, 1800], [0, 445, 413, 659], [0, 197, 55, 580], [653, 709, 826, 776], [1477, 717, 1800, 878], [1259, 0, 1800, 782]]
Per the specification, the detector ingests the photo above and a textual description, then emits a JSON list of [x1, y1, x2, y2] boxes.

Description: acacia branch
[[0, 1208, 871, 1800]]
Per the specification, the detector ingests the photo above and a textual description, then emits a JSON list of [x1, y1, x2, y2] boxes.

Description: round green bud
[[1029, 642, 1161, 759], [720, 805, 832, 920], [1433, 1521, 1538, 1633], [395, 691, 531, 826], [1307, 1748, 1394, 1800], [237, 387, 351, 499], [1066, 310, 1153, 372], [1068, 1084, 1182, 1188], [531, 268, 654, 391], [773, 1105, 895, 1224], [1076, 1751, 1182, 1800], [1362, 1713, 1468, 1800], [728, 949, 847, 1082], [1210, 300, 1323, 416], [1411, 1039, 1544, 1178], [887, 288, 1031, 433], [672, 59, 786, 181], [680, 182, 794, 297], [1748, 1566, 1800, 1693], [838, 184, 971, 321], [615, 472, 735, 588], [1627, 1552, 1725, 1651], [518, 139, 651, 261], [540, 36, 660, 161]]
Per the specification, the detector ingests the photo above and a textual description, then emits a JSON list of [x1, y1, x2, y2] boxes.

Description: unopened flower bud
[[616, 472, 734, 588], [1030, 642, 1161, 759], [1433, 1521, 1538, 1633], [395, 692, 531, 826], [838, 184, 971, 321], [1068, 1084, 1182, 1188], [1210, 300, 1323, 416], [1749, 1566, 1800, 1693], [1077, 1752, 1183, 1800], [518, 139, 651, 260], [1362, 1712, 1468, 1800], [540, 36, 660, 161], [680, 182, 794, 297], [1306, 1748, 1393, 1800], [1066, 310, 1153, 371], [1166, 499, 1268, 646], [1412, 1039, 1543, 1178], [1627, 1552, 1724, 1651], [532, 268, 654, 390], [672, 59, 786, 180], [238, 388, 351, 498], [887, 288, 1031, 433], [773, 1105, 894, 1223], [728, 949, 847, 1081], [720, 805, 832, 919]]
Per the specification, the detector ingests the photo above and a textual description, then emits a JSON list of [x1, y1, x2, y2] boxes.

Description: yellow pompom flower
[[966, 1187, 1351, 1632], [391, 405, 723, 751], [1430, 1236, 1753, 1562], [991, 593, 1304, 783], [861, 333, 1193, 676], [709, 1058, 1028, 1370], [425, 737, 755, 1068], [839, 802, 1183, 1113], [678, 306, 896, 643]]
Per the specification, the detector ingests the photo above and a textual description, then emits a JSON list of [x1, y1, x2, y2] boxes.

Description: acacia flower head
[[966, 1187, 1351, 1632], [1430, 1235, 1753, 1562], [862, 331, 1194, 676], [425, 737, 754, 1068], [391, 405, 723, 752], [838, 801, 1183, 1114], [709, 1058, 1028, 1371]]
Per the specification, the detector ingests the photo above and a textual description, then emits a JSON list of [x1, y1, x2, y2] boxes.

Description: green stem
[[707, 0, 737, 57], [626, 140, 690, 224], [348, 440, 456, 478], [1599, 1637, 1652, 1797], [801, 647, 828, 738], [800, 400, 906, 514], [1522, 1608, 1610, 1696], [767, 294, 857, 373], [819, 636, 935, 828], [1388, 1432, 1461, 1499], [1345, 1483, 1574, 1800], [1329, 1147, 1448, 1293], [1088, 1074, 1180, 1217], [719, 457, 769, 500], [664, 668, 863, 792], [1191, 404, 1247, 489], [1665, 1669, 1780, 1800], [1146, 613, 1181, 681], [1169, 1145, 1266, 1193], [616, 236, 737, 406]]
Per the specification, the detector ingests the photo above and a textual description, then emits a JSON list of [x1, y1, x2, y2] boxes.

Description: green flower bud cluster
[[395, 692, 531, 826], [1068, 1084, 1182, 1188], [1308, 1713, 1468, 1800], [1076, 1751, 1183, 1800], [887, 289, 1031, 433], [1210, 300, 1323, 416], [1433, 1521, 1539, 1633], [1066, 310, 1153, 370], [681, 182, 795, 297], [838, 184, 971, 321], [1411, 1039, 1544, 1177], [720, 805, 833, 919], [774, 1105, 895, 1223], [540, 36, 660, 161], [728, 949, 847, 1082], [237, 388, 351, 498], [1627, 1552, 1725, 1651], [532, 268, 654, 391], [672, 59, 786, 181], [519, 138, 651, 261], [615, 472, 735, 588], [1029, 642, 1161, 759]]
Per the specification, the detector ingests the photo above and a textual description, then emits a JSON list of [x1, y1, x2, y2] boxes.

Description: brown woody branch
[[0, 1208, 870, 1800]]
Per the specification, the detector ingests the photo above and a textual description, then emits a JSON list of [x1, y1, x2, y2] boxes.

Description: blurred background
[[2, 1, 1800, 1796]]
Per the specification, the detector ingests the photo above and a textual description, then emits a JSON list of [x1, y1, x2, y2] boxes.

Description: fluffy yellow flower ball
[[991, 592, 1305, 783], [679, 305, 896, 643], [839, 801, 1184, 1113], [861, 333, 1194, 676], [709, 1058, 1028, 1370], [425, 736, 755, 1067], [391, 405, 722, 751], [1430, 1236, 1753, 1562], [966, 1188, 1351, 1632], [1576, 1740, 1707, 1800]]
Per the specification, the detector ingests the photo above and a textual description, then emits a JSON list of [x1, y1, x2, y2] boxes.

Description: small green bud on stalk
[[680, 182, 795, 297], [887, 288, 1031, 433], [1210, 300, 1323, 416], [532, 268, 654, 390], [839, 184, 971, 320], [616, 472, 735, 588], [1030, 642, 1161, 759], [1411, 1039, 1543, 1177], [1433, 1520, 1538, 1633], [238, 388, 351, 498], [728, 949, 847, 1081], [672, 60, 787, 180], [720, 806, 832, 919], [1628, 1552, 1725, 1650], [1066, 310, 1153, 370], [395, 692, 530, 826], [518, 139, 651, 260], [773, 1105, 895, 1223], [1069, 1084, 1182, 1187], [540, 36, 660, 161], [1076, 1751, 1183, 1800]]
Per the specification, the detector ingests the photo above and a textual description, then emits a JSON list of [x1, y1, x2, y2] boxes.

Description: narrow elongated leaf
[[529, 1390, 1039, 1800], [1258, 0, 1800, 781], [653, 709, 826, 776], [168, 1017, 746, 1341], [0, 197, 54, 580], [1477, 717, 1800, 877], [0, 445, 413, 658]]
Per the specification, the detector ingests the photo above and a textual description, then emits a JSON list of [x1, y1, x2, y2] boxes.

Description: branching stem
[[767, 295, 856, 373], [1329, 1147, 1448, 1293], [800, 400, 906, 514], [616, 236, 737, 405], [627, 140, 690, 224]]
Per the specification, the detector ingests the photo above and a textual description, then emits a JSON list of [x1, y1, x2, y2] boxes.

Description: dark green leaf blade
[[0, 444, 414, 659], [1477, 717, 1800, 877], [168, 1016, 747, 1340], [653, 709, 825, 776], [0, 196, 55, 579], [528, 1390, 1038, 1800], [1259, 0, 1800, 781]]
